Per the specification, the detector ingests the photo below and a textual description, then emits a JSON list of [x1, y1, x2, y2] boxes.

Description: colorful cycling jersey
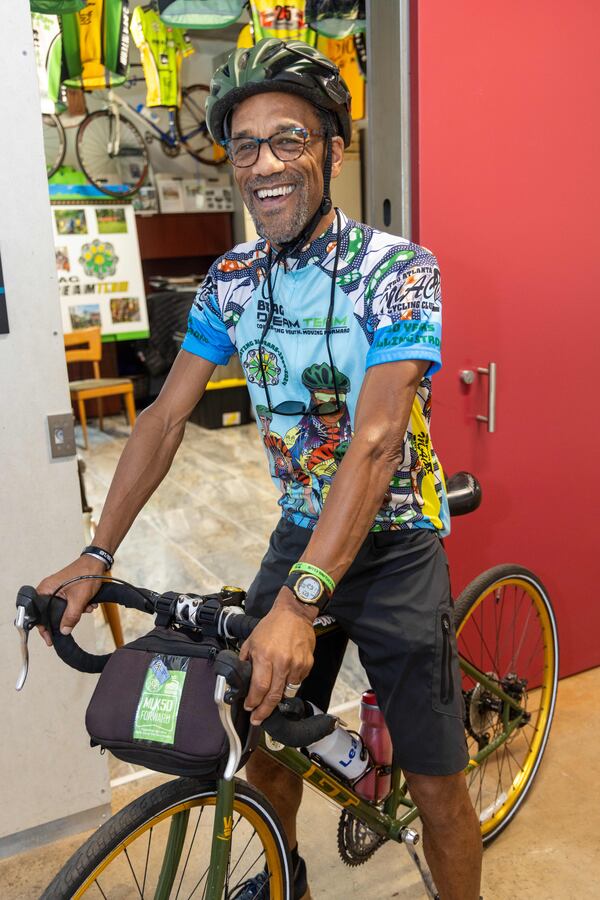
[[31, 12, 64, 114], [60, 0, 129, 90], [315, 32, 364, 121], [249, 0, 315, 44], [130, 5, 193, 107], [306, 0, 365, 38], [183, 210, 449, 534]]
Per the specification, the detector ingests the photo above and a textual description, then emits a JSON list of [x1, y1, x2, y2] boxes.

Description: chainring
[[337, 810, 386, 867]]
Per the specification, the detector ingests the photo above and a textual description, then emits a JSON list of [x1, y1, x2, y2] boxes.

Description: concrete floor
[[2, 416, 599, 898]]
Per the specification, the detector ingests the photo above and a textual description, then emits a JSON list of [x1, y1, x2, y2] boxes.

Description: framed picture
[[156, 179, 185, 214]]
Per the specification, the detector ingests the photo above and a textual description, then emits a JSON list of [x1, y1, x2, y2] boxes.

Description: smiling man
[[37, 39, 482, 900]]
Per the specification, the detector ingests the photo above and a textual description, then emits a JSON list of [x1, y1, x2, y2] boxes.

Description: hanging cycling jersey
[[315, 32, 364, 121], [305, 0, 365, 39], [236, 22, 254, 49], [31, 12, 64, 113], [30, 0, 85, 12], [157, 0, 245, 29], [60, 0, 130, 90], [130, 5, 193, 108], [248, 0, 315, 45], [183, 211, 448, 534]]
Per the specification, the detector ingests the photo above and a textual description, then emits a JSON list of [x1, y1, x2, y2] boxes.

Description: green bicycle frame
[[168, 654, 524, 899]]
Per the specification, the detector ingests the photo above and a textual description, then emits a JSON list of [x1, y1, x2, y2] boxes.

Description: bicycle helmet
[[206, 38, 352, 147], [301, 362, 351, 394]]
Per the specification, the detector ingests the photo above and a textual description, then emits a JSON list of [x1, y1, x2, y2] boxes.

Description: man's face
[[230, 92, 343, 245]]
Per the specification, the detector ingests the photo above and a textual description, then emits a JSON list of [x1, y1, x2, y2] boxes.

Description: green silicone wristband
[[289, 562, 336, 595]]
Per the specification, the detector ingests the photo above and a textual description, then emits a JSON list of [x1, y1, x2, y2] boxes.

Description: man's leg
[[403, 770, 482, 900], [245, 750, 303, 848]]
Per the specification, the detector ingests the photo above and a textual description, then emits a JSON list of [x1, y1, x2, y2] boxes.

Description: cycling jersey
[[60, 0, 129, 90], [157, 0, 245, 29], [315, 32, 364, 121], [31, 12, 63, 113], [306, 0, 365, 38], [183, 210, 449, 534], [130, 5, 193, 107], [31, 0, 85, 12], [249, 0, 315, 44]]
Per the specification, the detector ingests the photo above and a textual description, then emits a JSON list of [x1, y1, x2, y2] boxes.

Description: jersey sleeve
[[182, 268, 236, 365], [129, 5, 146, 51], [365, 252, 443, 375]]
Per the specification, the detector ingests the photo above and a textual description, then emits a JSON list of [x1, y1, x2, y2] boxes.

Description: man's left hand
[[239, 590, 317, 725]]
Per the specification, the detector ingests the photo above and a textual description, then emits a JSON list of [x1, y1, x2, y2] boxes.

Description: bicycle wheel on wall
[[454, 565, 559, 844], [41, 777, 292, 899], [42, 113, 66, 177], [176, 84, 227, 165], [76, 110, 149, 198]]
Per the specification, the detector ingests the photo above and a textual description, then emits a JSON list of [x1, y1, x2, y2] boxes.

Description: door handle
[[459, 364, 497, 433]]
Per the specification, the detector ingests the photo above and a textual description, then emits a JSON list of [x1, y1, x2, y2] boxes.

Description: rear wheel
[[455, 565, 558, 844], [42, 777, 292, 899], [43, 113, 66, 177], [176, 84, 227, 165], [76, 110, 148, 197]]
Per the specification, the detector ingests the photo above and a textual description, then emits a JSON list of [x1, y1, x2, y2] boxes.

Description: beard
[[242, 174, 316, 246]]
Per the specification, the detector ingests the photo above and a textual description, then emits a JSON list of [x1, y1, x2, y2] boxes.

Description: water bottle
[[305, 703, 370, 782], [353, 690, 393, 802]]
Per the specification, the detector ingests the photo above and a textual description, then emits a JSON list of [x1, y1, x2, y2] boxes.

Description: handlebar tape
[[263, 706, 337, 747], [18, 582, 155, 674]]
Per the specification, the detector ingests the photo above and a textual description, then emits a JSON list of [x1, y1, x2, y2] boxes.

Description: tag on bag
[[133, 654, 188, 745]]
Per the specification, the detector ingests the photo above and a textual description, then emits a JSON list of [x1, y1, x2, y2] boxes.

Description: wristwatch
[[284, 571, 330, 612]]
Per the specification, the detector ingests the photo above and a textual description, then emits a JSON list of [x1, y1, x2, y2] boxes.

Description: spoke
[[123, 846, 144, 898], [467, 612, 498, 671], [508, 598, 535, 672], [141, 827, 153, 896], [505, 741, 524, 777], [93, 879, 108, 899], [232, 848, 266, 888], [175, 806, 205, 900]]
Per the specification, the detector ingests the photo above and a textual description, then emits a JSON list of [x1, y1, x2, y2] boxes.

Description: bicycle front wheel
[[176, 84, 227, 165], [76, 110, 149, 198], [42, 777, 292, 899], [43, 113, 66, 177], [455, 565, 558, 844]]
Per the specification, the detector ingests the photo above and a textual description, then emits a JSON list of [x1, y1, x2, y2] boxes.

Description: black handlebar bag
[[85, 627, 253, 778]]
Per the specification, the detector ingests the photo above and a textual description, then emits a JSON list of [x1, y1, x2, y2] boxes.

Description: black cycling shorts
[[245, 519, 469, 776]]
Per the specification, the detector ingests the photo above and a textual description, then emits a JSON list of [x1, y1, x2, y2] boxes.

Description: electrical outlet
[[47, 413, 76, 459]]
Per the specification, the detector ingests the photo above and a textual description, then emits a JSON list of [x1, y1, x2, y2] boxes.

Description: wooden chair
[[64, 327, 136, 449]]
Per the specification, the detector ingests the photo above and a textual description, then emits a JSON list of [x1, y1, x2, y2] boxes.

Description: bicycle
[[15, 472, 559, 899], [43, 82, 226, 197]]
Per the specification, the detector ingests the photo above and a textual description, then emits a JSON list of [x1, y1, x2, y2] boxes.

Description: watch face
[[295, 574, 323, 604]]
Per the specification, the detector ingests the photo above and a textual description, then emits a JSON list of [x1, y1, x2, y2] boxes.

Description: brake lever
[[15, 605, 30, 692]]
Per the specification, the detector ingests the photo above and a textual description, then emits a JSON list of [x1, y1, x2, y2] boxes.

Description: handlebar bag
[[85, 627, 253, 778]]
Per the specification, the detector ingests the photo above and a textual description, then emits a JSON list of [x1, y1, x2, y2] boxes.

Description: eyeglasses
[[221, 127, 323, 168], [258, 210, 343, 417]]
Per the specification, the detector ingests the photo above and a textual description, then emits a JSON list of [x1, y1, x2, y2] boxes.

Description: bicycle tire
[[42, 777, 292, 899], [454, 565, 559, 844], [43, 113, 66, 177], [76, 109, 149, 198], [176, 84, 227, 166]]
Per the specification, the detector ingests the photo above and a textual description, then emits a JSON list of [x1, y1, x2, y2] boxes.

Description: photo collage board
[[52, 202, 149, 339]]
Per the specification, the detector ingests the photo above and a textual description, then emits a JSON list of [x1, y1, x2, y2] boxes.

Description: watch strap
[[81, 545, 114, 570], [284, 571, 330, 613], [288, 562, 335, 596]]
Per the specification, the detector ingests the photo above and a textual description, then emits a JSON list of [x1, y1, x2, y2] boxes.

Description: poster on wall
[[51, 202, 148, 339]]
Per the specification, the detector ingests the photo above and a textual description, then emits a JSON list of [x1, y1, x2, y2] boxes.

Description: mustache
[[245, 174, 302, 193]]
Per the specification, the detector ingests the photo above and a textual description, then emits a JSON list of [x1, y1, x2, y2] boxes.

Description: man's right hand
[[35, 555, 107, 646]]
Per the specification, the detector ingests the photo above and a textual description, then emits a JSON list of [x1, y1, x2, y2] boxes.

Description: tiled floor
[[2, 415, 599, 897]]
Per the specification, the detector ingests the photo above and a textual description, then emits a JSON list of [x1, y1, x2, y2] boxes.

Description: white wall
[[0, 4, 109, 854]]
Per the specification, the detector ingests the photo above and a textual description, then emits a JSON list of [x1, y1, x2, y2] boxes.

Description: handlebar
[[14, 580, 337, 749]]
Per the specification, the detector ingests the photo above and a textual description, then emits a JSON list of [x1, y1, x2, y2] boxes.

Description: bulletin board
[[51, 200, 149, 340]]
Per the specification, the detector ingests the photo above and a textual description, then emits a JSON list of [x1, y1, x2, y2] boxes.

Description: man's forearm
[[91, 405, 186, 554]]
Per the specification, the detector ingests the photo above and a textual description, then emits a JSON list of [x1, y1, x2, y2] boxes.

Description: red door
[[414, 2, 600, 676]]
